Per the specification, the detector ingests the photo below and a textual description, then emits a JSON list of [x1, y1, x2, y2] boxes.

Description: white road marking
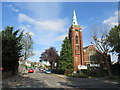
[[39, 73, 43, 78], [39, 73, 41, 76], [56, 83, 61, 85], [45, 80, 50, 86]]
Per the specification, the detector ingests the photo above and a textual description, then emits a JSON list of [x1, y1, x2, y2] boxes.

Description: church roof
[[83, 44, 95, 50], [83, 45, 90, 50], [72, 9, 78, 25]]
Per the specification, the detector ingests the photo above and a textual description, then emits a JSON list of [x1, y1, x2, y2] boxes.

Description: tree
[[40, 47, 59, 69], [31, 62, 37, 68], [0, 30, 2, 68], [1, 26, 23, 73], [21, 32, 34, 60], [91, 25, 112, 77], [58, 37, 74, 71], [108, 24, 120, 61]]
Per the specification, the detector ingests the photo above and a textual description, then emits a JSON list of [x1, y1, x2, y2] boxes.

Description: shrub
[[111, 62, 120, 76], [52, 69, 65, 74], [64, 70, 73, 75], [66, 72, 88, 78], [78, 72, 88, 78], [81, 67, 108, 77]]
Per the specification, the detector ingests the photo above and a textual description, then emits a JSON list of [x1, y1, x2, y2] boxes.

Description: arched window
[[76, 35, 79, 44], [76, 45, 79, 50], [88, 49, 98, 64]]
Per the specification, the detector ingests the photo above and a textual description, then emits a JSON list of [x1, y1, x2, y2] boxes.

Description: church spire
[[72, 9, 78, 25]]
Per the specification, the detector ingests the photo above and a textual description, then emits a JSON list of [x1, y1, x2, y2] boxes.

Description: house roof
[[25, 60, 32, 64], [83, 45, 91, 50]]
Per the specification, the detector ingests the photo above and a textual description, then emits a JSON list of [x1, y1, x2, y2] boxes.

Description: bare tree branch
[[91, 24, 112, 77]]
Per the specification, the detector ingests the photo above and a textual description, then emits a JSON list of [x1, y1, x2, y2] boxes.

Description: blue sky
[[2, 2, 119, 62]]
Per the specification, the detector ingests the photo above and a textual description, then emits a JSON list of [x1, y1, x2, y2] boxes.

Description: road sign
[[78, 65, 87, 69]]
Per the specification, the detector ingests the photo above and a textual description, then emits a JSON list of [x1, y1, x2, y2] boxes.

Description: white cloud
[[17, 3, 69, 47], [55, 34, 68, 41], [36, 19, 68, 32], [115, 10, 120, 16], [19, 25, 35, 36], [25, 2, 61, 20], [18, 13, 69, 47], [103, 17, 118, 26], [17, 3, 69, 62], [23, 30, 35, 36], [103, 11, 119, 28], [97, 38, 101, 41], [12, 8, 19, 12], [115, 11, 118, 15], [18, 13, 68, 32], [27, 50, 41, 62], [8, 4, 19, 13], [18, 13, 36, 24], [33, 50, 41, 55]]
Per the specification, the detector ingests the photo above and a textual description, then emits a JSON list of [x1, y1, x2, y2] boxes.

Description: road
[[2, 69, 119, 89], [16, 71, 72, 88], [2, 69, 72, 88]]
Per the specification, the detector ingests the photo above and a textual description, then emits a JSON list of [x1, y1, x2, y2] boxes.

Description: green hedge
[[66, 67, 108, 78], [81, 67, 108, 77], [52, 69, 65, 74]]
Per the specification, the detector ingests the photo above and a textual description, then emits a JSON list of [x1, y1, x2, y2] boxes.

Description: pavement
[[2, 74, 24, 88], [53, 74, 120, 88]]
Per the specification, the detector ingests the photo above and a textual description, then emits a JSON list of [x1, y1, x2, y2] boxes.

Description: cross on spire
[[72, 9, 78, 25]]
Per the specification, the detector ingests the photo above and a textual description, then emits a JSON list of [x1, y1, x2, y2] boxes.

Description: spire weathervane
[[72, 9, 78, 25]]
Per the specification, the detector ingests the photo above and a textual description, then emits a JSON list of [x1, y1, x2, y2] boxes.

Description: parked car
[[28, 68, 34, 73], [38, 67, 44, 71], [45, 69, 52, 74], [40, 68, 44, 71]]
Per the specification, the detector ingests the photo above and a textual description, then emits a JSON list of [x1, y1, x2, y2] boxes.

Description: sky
[[2, 2, 119, 62]]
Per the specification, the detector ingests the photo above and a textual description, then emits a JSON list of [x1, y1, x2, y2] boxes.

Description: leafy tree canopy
[[40, 47, 59, 69], [1, 26, 23, 70], [108, 24, 120, 60], [108, 25, 120, 53]]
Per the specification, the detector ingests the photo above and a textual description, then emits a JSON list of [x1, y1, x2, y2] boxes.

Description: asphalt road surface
[[2, 68, 119, 89], [16, 71, 71, 88], [2, 69, 72, 88]]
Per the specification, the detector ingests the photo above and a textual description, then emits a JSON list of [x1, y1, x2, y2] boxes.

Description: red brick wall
[[83, 45, 101, 65], [69, 25, 84, 71]]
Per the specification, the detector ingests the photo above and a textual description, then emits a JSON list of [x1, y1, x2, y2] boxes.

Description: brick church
[[68, 10, 103, 72]]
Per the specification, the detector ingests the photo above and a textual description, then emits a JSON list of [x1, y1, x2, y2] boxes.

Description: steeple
[[72, 9, 78, 25]]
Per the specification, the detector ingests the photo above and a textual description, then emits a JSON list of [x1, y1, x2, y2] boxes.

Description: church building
[[68, 10, 103, 72]]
